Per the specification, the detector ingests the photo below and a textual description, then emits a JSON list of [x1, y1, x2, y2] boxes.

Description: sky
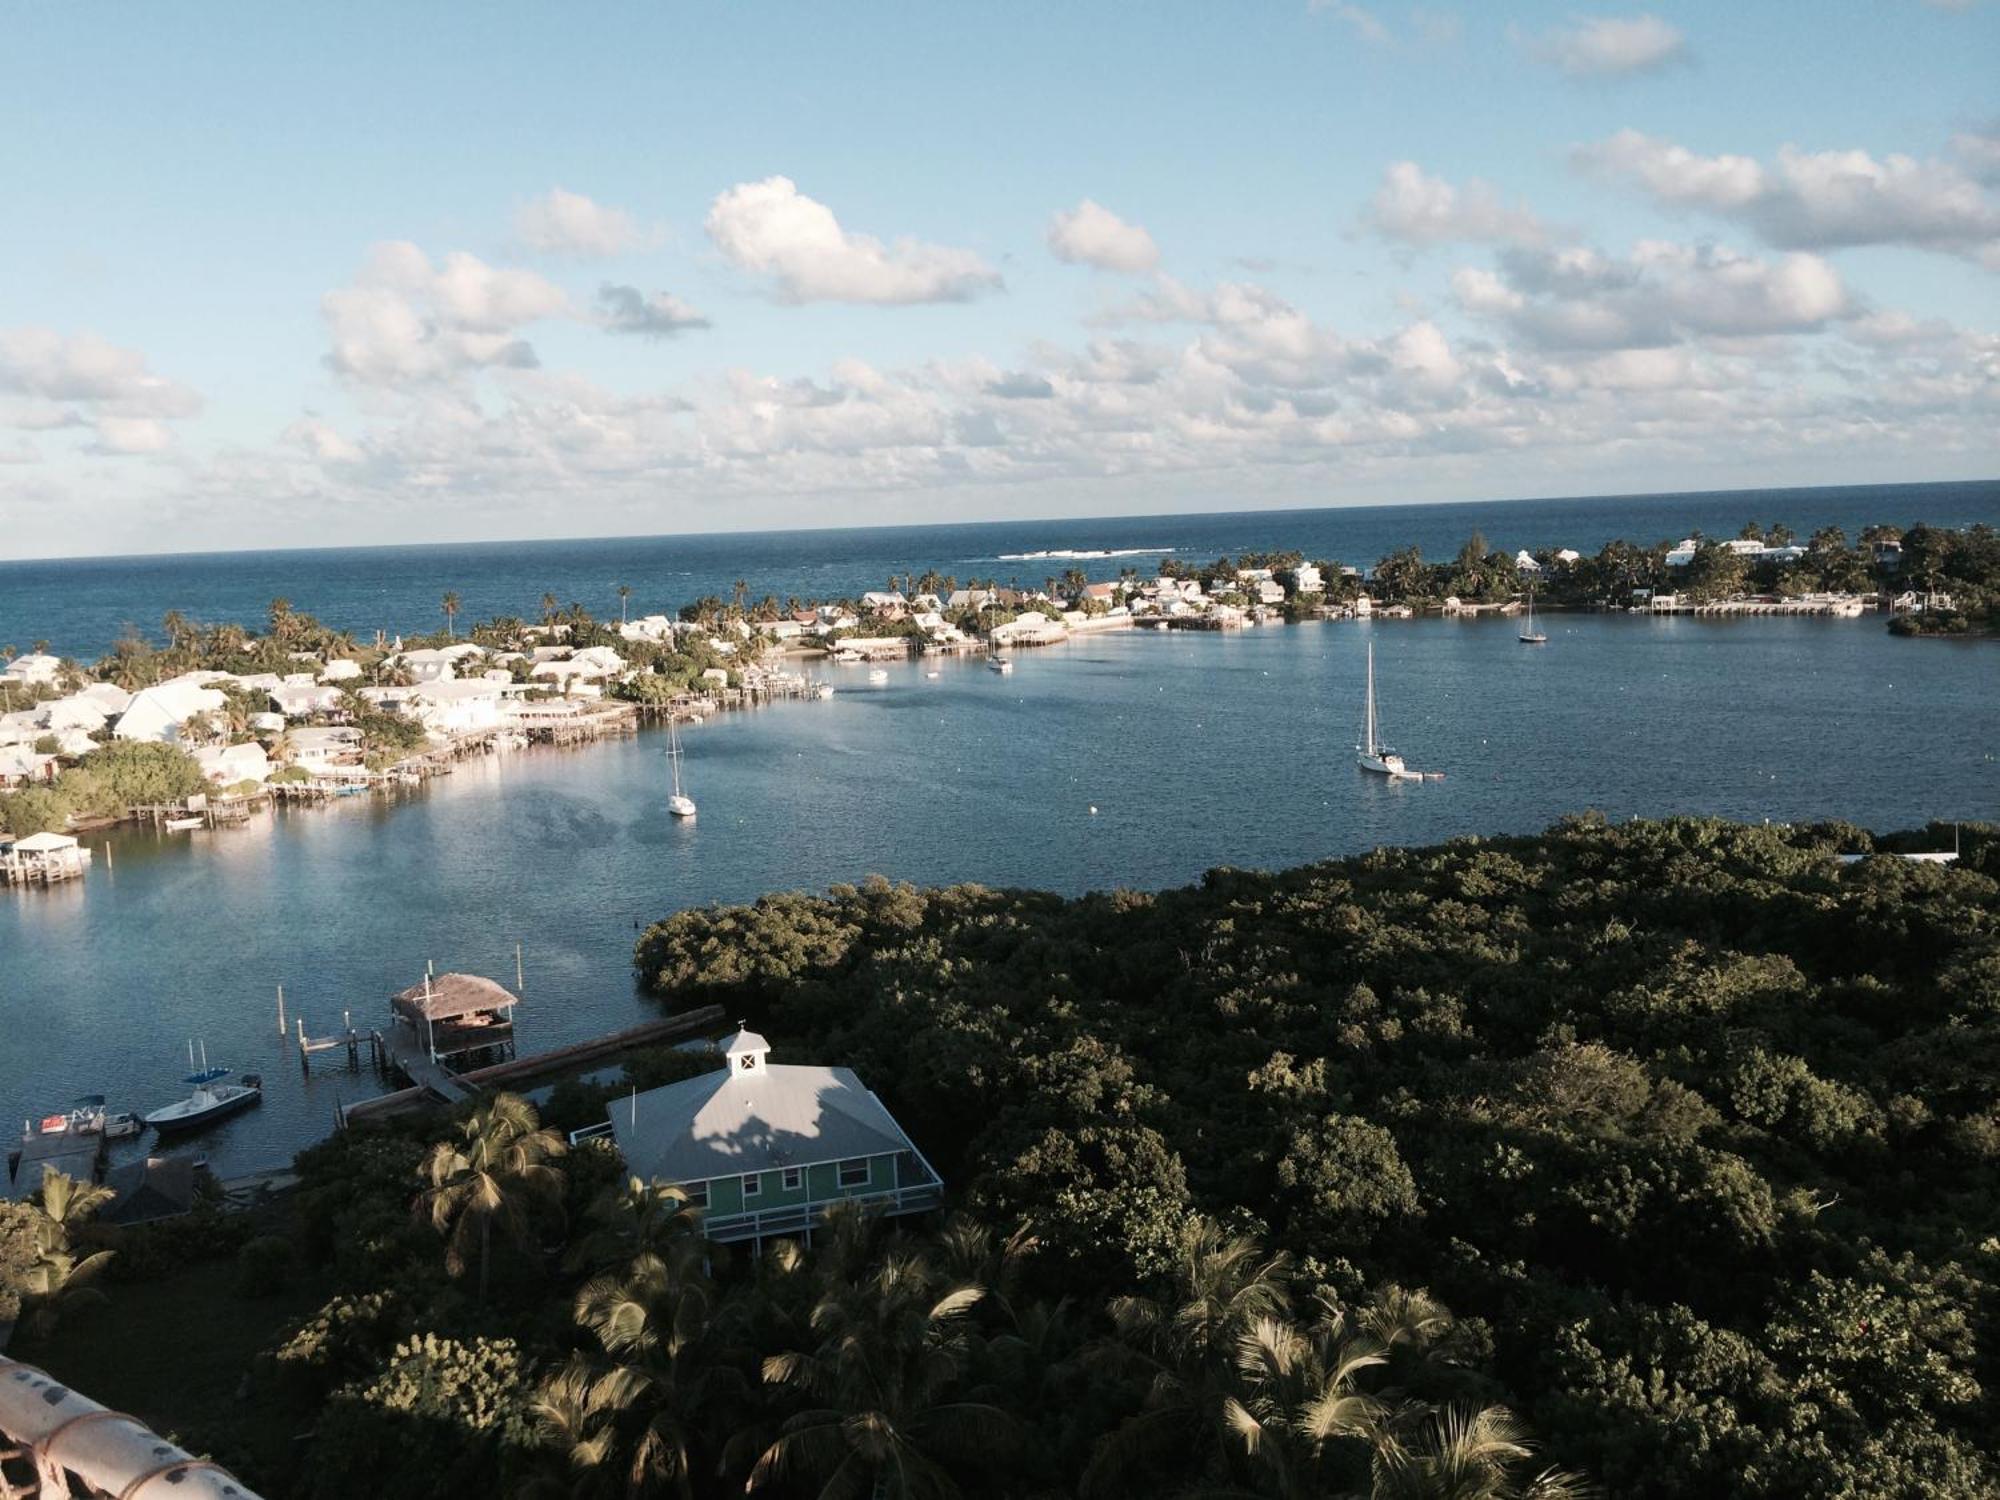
[[0, 1, 1996, 559]]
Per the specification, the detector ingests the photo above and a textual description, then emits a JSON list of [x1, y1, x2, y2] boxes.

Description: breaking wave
[[996, 547, 1176, 561]]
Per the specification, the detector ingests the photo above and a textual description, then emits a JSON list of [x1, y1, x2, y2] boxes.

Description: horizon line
[[5, 473, 1996, 569]]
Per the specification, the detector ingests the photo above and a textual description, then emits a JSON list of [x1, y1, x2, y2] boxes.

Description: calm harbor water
[[4, 610, 1997, 1178], [5, 479, 1996, 661]]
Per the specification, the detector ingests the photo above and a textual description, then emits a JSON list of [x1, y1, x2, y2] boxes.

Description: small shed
[[390, 972, 519, 1066]]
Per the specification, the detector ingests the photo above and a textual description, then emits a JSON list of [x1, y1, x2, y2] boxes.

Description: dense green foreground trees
[[15, 818, 1997, 1496], [633, 817, 2000, 1496]]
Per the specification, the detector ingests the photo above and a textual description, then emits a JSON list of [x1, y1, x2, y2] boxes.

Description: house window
[[742, 1172, 761, 1199], [684, 1180, 708, 1209], [838, 1158, 870, 1188], [782, 1166, 802, 1192]]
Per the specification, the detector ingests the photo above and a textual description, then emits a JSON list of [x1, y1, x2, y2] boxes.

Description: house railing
[[701, 1178, 946, 1245]]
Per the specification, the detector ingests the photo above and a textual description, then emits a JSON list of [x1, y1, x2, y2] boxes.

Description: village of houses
[[0, 531, 1940, 884]]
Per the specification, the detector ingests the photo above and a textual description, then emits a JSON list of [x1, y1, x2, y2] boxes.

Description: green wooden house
[[597, 1028, 944, 1246]]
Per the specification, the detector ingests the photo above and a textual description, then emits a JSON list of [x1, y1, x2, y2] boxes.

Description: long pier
[[341, 1004, 726, 1126]]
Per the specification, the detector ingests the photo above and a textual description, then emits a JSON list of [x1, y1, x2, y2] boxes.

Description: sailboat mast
[[1364, 642, 1377, 755]]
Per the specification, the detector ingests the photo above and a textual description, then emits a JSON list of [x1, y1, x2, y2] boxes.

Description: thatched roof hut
[[392, 971, 519, 1025]]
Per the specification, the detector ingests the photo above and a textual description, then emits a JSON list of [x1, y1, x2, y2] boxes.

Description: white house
[[1292, 565, 1324, 594], [113, 679, 226, 744], [0, 747, 58, 787], [990, 611, 1068, 647], [194, 742, 271, 786], [270, 682, 346, 718], [1514, 551, 1545, 577], [619, 615, 677, 644], [395, 643, 487, 682], [408, 679, 506, 736], [282, 726, 364, 769], [321, 659, 364, 683], [1, 653, 63, 687], [860, 591, 908, 615]]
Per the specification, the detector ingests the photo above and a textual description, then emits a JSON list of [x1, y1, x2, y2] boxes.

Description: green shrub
[[234, 1234, 297, 1298]]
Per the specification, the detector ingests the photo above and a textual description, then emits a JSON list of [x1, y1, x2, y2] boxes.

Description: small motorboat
[[144, 1044, 262, 1136], [868, 668, 889, 684], [987, 655, 1014, 675], [816, 684, 835, 700], [102, 1110, 144, 1140], [163, 815, 205, 832]]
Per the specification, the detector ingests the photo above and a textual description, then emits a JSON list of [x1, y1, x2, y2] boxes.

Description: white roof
[[611, 1055, 917, 1184], [9, 831, 78, 852]]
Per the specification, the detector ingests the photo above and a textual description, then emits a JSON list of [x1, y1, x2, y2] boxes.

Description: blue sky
[[1, 1, 1995, 557]]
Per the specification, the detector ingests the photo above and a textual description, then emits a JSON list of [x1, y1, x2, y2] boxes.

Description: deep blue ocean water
[[2, 481, 1997, 1177], [4, 478, 1995, 661]]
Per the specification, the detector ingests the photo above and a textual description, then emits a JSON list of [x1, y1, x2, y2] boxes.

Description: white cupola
[[723, 1024, 770, 1078]]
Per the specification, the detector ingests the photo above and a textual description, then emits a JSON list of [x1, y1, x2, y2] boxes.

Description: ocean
[[2, 479, 1997, 1178], [4, 478, 1995, 662]]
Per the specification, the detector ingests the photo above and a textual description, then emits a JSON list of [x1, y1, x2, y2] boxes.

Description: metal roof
[[610, 1061, 916, 1184]]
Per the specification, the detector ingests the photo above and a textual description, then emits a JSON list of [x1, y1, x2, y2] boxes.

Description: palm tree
[[617, 584, 633, 625], [1081, 1217, 1293, 1497], [1222, 1300, 1387, 1500], [744, 1247, 1018, 1498], [732, 579, 750, 618], [541, 592, 561, 626], [1370, 1404, 1592, 1500], [566, 1174, 704, 1272], [442, 590, 461, 639], [417, 1092, 567, 1301], [19, 1169, 118, 1338], [544, 1239, 748, 1500]]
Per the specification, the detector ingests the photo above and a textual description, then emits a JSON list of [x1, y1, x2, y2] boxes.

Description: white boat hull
[[668, 795, 697, 819], [145, 1082, 260, 1134]]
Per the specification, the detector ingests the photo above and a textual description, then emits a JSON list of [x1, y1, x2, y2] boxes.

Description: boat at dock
[[8, 1099, 117, 1198], [163, 815, 205, 832], [143, 1044, 261, 1135], [1357, 642, 1441, 782], [987, 653, 1014, 675], [666, 720, 697, 820]]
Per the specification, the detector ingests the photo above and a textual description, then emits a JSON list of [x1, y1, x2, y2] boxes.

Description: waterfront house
[[194, 742, 271, 786], [1514, 551, 1545, 578], [283, 726, 364, 769], [270, 681, 345, 718], [1291, 565, 1323, 594], [589, 1027, 945, 1248], [112, 679, 226, 744], [321, 659, 364, 682], [396, 643, 487, 682], [407, 679, 507, 736], [0, 747, 58, 787]]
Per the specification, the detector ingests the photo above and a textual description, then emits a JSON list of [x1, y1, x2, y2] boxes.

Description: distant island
[[4, 516, 1994, 847], [3, 816, 1993, 1498]]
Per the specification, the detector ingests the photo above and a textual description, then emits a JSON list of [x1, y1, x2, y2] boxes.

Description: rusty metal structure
[[0, 1355, 262, 1499]]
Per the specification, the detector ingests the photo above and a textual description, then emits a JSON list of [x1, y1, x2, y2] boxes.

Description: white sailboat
[[1357, 642, 1437, 781], [666, 720, 697, 819], [1519, 589, 1548, 645]]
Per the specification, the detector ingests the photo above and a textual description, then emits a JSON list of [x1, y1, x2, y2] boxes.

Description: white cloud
[[1310, 1, 1391, 45], [1577, 129, 2000, 267], [1955, 128, 2000, 184], [1453, 240, 1852, 350], [280, 417, 364, 465], [704, 177, 1002, 304], [322, 242, 571, 385], [1528, 14, 1689, 77], [1367, 162, 1549, 246], [0, 327, 202, 459], [596, 285, 711, 339], [514, 187, 649, 258], [1047, 200, 1161, 273]]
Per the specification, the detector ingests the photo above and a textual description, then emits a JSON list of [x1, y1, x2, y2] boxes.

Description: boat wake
[[996, 547, 1175, 561]]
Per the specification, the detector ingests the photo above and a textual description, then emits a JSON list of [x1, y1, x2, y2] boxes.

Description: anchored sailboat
[[1357, 642, 1441, 781], [667, 720, 697, 819], [1519, 589, 1548, 645]]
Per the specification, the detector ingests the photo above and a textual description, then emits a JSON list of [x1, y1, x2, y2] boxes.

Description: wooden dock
[[342, 1005, 726, 1126]]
